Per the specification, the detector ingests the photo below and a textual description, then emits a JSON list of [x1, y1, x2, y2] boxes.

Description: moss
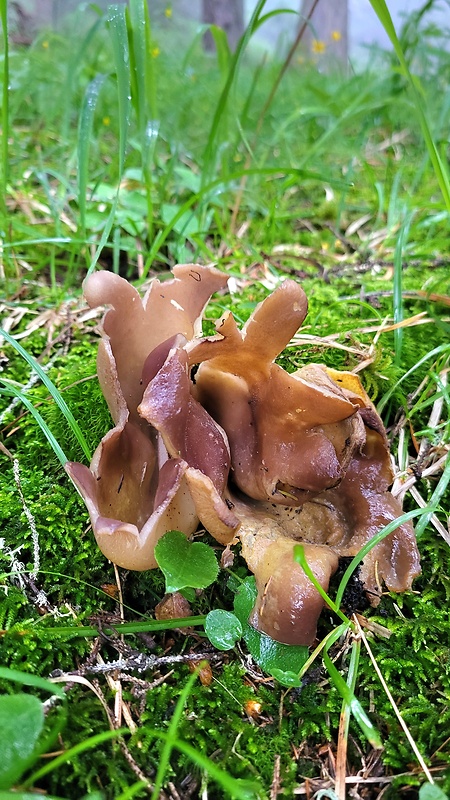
[[1, 264, 449, 795]]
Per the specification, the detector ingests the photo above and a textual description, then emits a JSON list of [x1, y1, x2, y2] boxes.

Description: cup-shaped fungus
[[188, 281, 421, 645], [188, 281, 366, 505], [67, 265, 420, 647], [66, 266, 239, 571]]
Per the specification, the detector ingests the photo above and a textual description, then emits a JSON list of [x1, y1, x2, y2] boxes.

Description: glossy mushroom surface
[[67, 266, 420, 645], [66, 267, 238, 570]]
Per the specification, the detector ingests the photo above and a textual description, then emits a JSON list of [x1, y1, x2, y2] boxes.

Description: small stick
[[354, 615, 434, 784]]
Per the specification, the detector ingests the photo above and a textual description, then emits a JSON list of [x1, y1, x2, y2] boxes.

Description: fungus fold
[[66, 265, 239, 571], [68, 265, 421, 646]]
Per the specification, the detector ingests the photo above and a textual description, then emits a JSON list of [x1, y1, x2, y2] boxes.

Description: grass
[[0, 0, 450, 798]]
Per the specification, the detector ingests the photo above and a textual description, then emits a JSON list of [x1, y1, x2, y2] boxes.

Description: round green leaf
[[154, 530, 219, 593], [419, 783, 449, 800], [205, 610, 243, 651], [270, 669, 302, 688], [0, 694, 44, 790]]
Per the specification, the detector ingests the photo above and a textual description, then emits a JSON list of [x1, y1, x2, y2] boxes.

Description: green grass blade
[[415, 451, 450, 538], [146, 730, 263, 799], [368, 0, 450, 212], [0, 382, 68, 466], [377, 343, 450, 414], [393, 211, 413, 365], [128, 0, 156, 131], [293, 545, 351, 627], [322, 647, 382, 749], [21, 729, 129, 788], [107, 4, 130, 177], [0, 667, 65, 698], [0, 0, 9, 212], [335, 508, 431, 609], [77, 73, 107, 237], [151, 670, 199, 800], [61, 14, 104, 142], [4, 615, 207, 640], [115, 782, 149, 800], [128, 0, 157, 240], [201, 0, 267, 188], [0, 329, 91, 461], [336, 637, 362, 788], [86, 4, 131, 277], [210, 24, 232, 80]]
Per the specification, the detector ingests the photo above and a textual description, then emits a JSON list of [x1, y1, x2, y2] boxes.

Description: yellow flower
[[164, 7, 172, 18], [42, 40, 49, 49], [331, 30, 342, 41], [311, 39, 326, 54], [151, 46, 160, 58], [103, 116, 111, 127]]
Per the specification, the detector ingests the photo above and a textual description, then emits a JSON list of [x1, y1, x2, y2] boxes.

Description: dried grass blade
[[354, 615, 434, 783]]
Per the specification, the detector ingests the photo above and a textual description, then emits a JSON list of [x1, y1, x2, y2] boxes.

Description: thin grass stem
[[354, 615, 434, 783], [151, 670, 200, 800], [368, 0, 450, 212], [0, 329, 91, 461], [2, 616, 207, 640], [0, 0, 9, 214], [0, 382, 67, 465], [21, 729, 129, 788]]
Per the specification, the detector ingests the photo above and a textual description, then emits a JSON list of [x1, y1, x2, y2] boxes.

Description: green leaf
[[205, 610, 243, 651], [419, 784, 449, 800], [270, 669, 302, 688], [322, 649, 382, 749], [0, 667, 65, 698], [233, 577, 308, 683], [0, 694, 44, 790], [154, 530, 219, 594]]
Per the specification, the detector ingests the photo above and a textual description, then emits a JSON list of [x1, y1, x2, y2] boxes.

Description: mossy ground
[[1, 5, 450, 797], [1, 260, 449, 799]]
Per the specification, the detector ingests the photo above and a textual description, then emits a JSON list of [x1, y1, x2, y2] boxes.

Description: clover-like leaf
[[419, 783, 448, 800], [0, 694, 44, 790], [154, 530, 219, 594], [233, 577, 308, 684], [205, 610, 243, 651]]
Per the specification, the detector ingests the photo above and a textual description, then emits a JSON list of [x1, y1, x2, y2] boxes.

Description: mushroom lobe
[[190, 281, 362, 504], [67, 265, 421, 649]]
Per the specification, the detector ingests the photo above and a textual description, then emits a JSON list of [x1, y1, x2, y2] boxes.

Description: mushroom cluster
[[67, 265, 420, 646]]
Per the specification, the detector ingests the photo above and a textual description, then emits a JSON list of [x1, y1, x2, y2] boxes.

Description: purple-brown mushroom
[[188, 281, 366, 505], [187, 282, 421, 645], [67, 265, 420, 648], [66, 266, 239, 570]]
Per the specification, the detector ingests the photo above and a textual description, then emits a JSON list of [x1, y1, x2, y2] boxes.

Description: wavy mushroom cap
[[66, 264, 238, 570], [139, 338, 239, 544], [84, 265, 229, 424], [189, 281, 362, 502], [67, 266, 420, 643], [229, 368, 420, 644]]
